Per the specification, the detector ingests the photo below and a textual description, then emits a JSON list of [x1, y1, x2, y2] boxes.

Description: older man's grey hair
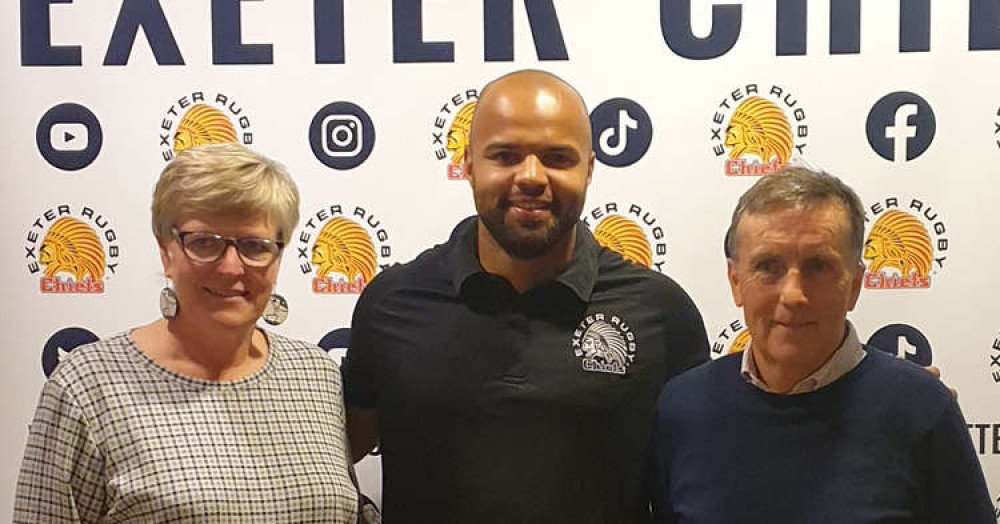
[[724, 166, 866, 263]]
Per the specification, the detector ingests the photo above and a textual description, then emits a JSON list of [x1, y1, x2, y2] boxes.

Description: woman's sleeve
[[13, 377, 107, 524]]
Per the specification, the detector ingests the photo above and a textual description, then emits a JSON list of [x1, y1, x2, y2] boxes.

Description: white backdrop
[[2, 0, 999, 517]]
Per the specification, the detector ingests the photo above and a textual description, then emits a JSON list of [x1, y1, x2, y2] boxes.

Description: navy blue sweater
[[649, 350, 993, 524]]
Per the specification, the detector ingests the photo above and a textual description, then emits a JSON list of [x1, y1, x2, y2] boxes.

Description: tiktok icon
[[867, 323, 933, 366], [589, 98, 653, 167]]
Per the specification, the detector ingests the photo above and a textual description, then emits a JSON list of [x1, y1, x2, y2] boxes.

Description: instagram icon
[[322, 115, 363, 157], [310, 102, 376, 170]]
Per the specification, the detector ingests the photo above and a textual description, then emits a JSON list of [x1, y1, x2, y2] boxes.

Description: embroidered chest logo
[[572, 313, 637, 375]]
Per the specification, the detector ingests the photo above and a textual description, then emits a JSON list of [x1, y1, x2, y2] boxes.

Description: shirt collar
[[447, 216, 599, 302], [740, 320, 866, 394]]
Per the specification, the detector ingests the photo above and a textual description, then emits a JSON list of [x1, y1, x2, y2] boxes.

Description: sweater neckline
[[737, 348, 880, 402]]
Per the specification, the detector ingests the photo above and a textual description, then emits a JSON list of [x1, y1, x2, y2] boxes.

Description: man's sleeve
[[661, 282, 710, 380], [342, 285, 379, 409], [922, 397, 995, 523], [646, 397, 678, 524], [14, 378, 107, 524]]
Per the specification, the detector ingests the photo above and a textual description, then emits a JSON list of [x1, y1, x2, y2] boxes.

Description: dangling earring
[[160, 287, 178, 319], [261, 293, 288, 326]]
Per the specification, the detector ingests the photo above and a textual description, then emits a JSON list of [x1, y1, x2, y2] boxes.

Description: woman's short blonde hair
[[152, 144, 300, 242]]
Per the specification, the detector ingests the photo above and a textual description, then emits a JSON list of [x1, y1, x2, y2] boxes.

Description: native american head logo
[[729, 329, 752, 355], [446, 101, 477, 165], [725, 96, 794, 164], [311, 217, 377, 285], [864, 210, 933, 278], [38, 217, 105, 281], [173, 104, 238, 152], [579, 320, 631, 374], [593, 215, 653, 268]]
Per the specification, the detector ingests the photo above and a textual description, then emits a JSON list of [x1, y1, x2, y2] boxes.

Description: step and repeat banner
[[2, 0, 1000, 516]]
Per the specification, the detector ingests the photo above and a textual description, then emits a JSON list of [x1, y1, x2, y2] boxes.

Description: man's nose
[[514, 155, 546, 193], [779, 269, 807, 305]]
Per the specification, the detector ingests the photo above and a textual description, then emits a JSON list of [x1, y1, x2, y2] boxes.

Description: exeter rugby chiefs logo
[[571, 313, 637, 375], [24, 205, 122, 294], [429, 87, 479, 180], [582, 202, 669, 272], [711, 318, 752, 359], [594, 215, 651, 265], [863, 197, 948, 289], [295, 204, 394, 294], [158, 90, 253, 162], [709, 84, 809, 176]]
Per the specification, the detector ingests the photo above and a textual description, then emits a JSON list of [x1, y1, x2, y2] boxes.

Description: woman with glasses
[[14, 144, 362, 523]]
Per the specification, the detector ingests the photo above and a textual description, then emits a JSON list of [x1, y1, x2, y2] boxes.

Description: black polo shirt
[[343, 216, 708, 524]]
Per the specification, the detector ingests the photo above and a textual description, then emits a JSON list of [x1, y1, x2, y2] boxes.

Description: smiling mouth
[[508, 199, 552, 211], [774, 321, 815, 329], [204, 288, 247, 298]]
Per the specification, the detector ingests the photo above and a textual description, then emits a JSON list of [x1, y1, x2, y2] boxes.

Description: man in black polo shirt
[[342, 70, 709, 523]]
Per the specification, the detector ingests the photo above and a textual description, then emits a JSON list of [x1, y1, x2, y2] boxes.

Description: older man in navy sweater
[[649, 167, 993, 524]]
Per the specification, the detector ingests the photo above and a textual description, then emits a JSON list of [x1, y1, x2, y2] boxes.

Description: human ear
[[847, 262, 864, 311], [728, 258, 744, 307]]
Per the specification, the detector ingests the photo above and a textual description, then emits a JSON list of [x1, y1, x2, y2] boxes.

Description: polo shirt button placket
[[502, 299, 529, 384]]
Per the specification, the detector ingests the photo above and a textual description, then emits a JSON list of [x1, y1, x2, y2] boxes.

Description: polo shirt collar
[[447, 216, 599, 302]]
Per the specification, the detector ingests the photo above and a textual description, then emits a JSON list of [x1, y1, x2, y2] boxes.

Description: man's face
[[727, 200, 864, 373], [464, 77, 594, 259]]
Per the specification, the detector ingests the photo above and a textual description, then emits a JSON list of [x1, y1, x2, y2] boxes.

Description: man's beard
[[479, 197, 578, 259]]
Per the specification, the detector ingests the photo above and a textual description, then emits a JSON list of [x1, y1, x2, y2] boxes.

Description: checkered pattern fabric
[[14, 331, 359, 523]]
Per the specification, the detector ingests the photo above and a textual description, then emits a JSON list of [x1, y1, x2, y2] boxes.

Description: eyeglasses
[[172, 229, 284, 267]]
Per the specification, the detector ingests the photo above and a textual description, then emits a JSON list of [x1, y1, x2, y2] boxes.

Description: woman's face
[[160, 212, 281, 332]]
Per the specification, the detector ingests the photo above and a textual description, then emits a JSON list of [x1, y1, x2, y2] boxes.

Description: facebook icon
[[866, 91, 936, 162]]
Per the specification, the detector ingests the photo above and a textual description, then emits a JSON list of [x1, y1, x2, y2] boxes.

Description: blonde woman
[[15, 144, 361, 523]]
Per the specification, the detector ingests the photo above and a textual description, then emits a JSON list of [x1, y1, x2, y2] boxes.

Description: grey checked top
[[14, 330, 359, 523]]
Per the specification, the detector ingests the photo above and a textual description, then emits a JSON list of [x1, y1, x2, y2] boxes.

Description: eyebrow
[[485, 142, 582, 159], [745, 251, 778, 265], [745, 247, 842, 265], [482, 142, 521, 152]]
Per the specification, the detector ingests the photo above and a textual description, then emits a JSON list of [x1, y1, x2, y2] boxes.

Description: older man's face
[[727, 199, 864, 373]]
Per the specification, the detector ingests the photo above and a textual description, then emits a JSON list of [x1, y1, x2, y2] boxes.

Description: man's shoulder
[[655, 354, 738, 416], [594, 248, 686, 292], [375, 243, 450, 284], [858, 349, 954, 402], [593, 247, 699, 309], [664, 354, 737, 392], [359, 231, 459, 301]]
